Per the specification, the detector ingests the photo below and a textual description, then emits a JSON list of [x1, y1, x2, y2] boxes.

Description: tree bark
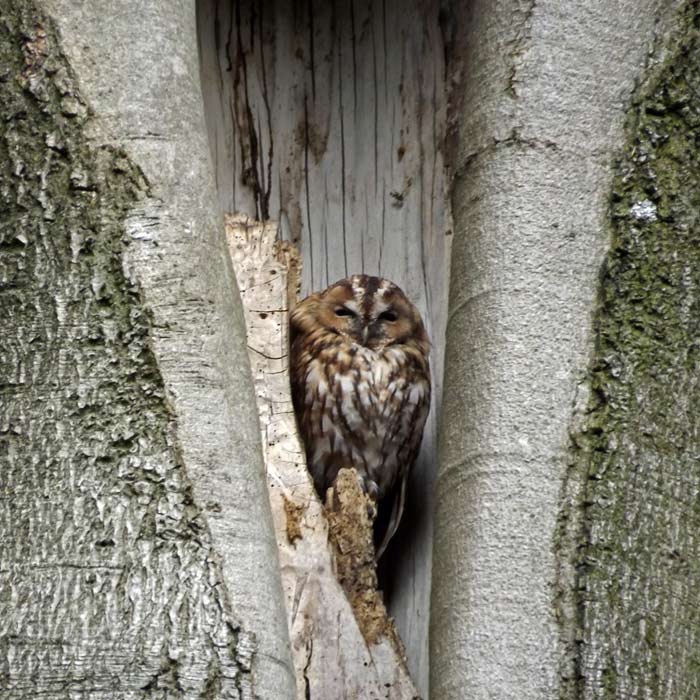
[[433, 1, 683, 699], [0, 1, 293, 698], [562, 4, 700, 697], [6, 1, 697, 698], [197, 2, 452, 694]]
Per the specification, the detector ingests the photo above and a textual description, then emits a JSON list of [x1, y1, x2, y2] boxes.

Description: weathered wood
[[198, 4, 452, 690], [226, 214, 419, 699], [325, 469, 402, 651]]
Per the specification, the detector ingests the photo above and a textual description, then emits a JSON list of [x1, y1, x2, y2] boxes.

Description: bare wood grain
[[199, 4, 452, 690]]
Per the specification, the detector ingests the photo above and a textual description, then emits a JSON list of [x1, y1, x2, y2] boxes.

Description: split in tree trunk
[[226, 214, 420, 699]]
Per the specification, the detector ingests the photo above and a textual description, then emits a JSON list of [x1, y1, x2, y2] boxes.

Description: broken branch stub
[[325, 468, 405, 651], [225, 214, 419, 699]]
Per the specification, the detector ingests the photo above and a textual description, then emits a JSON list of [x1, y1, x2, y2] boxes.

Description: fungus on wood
[[226, 214, 420, 699]]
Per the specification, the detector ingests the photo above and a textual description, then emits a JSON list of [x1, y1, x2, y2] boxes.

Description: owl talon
[[364, 479, 380, 502], [363, 480, 379, 521], [366, 502, 377, 521]]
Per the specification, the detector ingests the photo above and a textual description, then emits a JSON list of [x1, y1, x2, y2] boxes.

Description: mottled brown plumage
[[290, 274, 430, 557]]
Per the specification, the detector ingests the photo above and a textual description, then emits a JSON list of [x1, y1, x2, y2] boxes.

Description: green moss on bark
[[565, 4, 700, 698], [0, 3, 245, 697]]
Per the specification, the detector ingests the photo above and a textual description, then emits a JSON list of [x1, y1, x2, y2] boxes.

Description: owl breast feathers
[[290, 274, 430, 557]]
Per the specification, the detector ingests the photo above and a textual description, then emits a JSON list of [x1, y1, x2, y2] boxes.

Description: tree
[[434, 1, 700, 698], [3, 0, 700, 699], [1, 1, 293, 697]]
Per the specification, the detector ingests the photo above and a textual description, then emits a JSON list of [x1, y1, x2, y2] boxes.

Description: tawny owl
[[290, 274, 430, 557]]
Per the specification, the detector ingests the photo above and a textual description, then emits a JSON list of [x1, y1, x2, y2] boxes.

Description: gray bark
[[0, 1, 293, 698], [564, 4, 700, 698], [433, 1, 682, 699], [197, 1, 452, 694], [6, 1, 695, 698]]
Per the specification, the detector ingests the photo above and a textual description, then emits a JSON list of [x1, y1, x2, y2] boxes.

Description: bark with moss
[[0, 2, 293, 698], [433, 1, 681, 698], [560, 4, 700, 697]]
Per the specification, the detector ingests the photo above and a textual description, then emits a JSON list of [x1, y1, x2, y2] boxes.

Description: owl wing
[[289, 307, 344, 498], [375, 375, 431, 560]]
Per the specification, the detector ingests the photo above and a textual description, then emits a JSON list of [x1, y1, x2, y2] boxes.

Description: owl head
[[291, 274, 429, 353]]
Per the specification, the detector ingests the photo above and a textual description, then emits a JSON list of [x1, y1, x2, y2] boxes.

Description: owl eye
[[378, 310, 398, 322], [335, 307, 355, 317]]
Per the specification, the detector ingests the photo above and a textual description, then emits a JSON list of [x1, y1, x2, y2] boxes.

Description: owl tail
[[375, 472, 408, 560]]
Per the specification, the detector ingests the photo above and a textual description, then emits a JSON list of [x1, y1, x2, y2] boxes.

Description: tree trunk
[[0, 1, 293, 698], [197, 1, 452, 695], [433, 1, 691, 699], [563, 4, 700, 697]]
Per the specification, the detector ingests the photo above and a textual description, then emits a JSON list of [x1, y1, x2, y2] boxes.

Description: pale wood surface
[[198, 4, 451, 691]]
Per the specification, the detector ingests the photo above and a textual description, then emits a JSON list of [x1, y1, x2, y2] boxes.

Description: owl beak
[[362, 325, 369, 344]]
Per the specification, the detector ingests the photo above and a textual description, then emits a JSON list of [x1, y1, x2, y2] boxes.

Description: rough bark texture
[[197, 2, 452, 693], [560, 4, 700, 697], [226, 215, 419, 699], [0, 2, 293, 698], [433, 1, 681, 699]]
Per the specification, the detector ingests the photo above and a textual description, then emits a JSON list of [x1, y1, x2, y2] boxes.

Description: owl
[[289, 274, 430, 557]]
